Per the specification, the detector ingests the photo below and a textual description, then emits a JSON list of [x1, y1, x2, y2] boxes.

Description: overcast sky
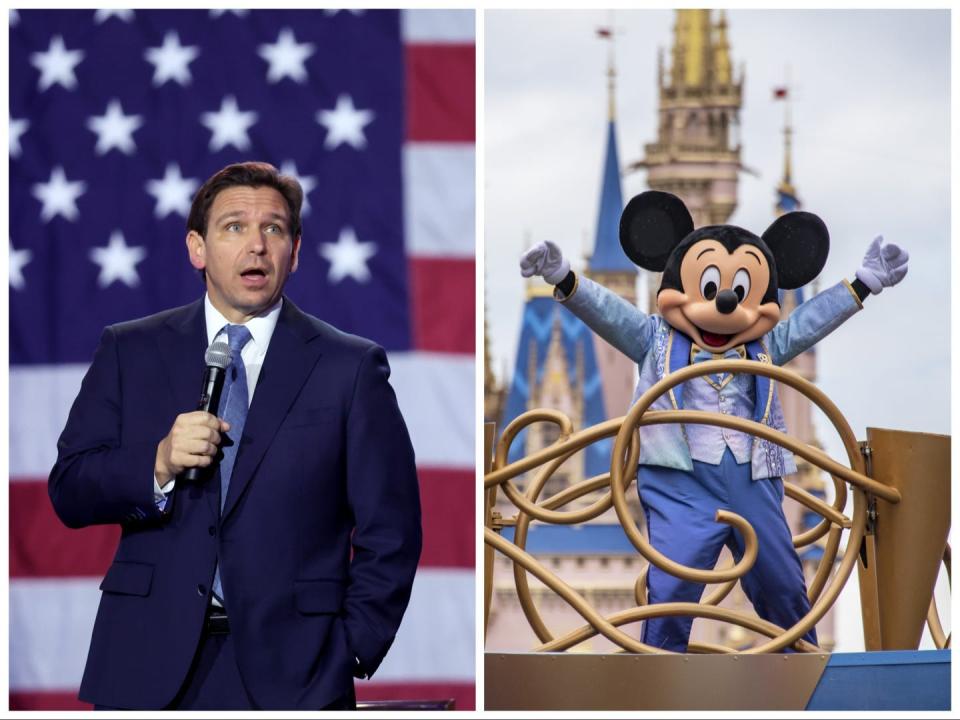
[[485, 9, 950, 651]]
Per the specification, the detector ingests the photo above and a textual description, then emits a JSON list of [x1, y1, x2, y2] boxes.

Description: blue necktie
[[212, 324, 252, 604]]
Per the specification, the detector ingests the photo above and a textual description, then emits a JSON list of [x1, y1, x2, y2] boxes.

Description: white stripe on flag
[[10, 568, 473, 690], [389, 353, 474, 468], [10, 578, 99, 690], [10, 364, 86, 480], [401, 9, 474, 43], [404, 145, 476, 259], [10, 352, 473, 479], [366, 568, 475, 682]]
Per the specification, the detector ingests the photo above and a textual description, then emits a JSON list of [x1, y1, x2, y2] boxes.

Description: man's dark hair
[[187, 161, 304, 240]]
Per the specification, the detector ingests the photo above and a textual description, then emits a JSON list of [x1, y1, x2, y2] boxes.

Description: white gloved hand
[[519, 240, 570, 285], [855, 235, 909, 294]]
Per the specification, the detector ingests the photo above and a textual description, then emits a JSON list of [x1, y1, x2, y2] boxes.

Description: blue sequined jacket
[[558, 276, 862, 480]]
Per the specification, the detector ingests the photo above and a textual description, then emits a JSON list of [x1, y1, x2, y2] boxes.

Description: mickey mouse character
[[520, 190, 908, 652]]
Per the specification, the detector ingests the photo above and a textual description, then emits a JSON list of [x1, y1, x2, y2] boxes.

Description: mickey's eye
[[733, 269, 751, 302], [699, 266, 720, 300]]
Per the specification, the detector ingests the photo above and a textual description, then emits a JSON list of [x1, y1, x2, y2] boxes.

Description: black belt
[[205, 606, 230, 635]]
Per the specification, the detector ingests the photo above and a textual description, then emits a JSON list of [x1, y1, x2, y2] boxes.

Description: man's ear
[[761, 212, 830, 289], [290, 235, 301, 273], [186, 231, 206, 271], [619, 191, 694, 271]]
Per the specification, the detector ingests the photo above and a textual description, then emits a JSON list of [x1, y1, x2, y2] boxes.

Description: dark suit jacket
[[48, 297, 422, 709]]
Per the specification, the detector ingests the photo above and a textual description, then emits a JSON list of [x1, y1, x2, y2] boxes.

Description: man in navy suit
[[49, 161, 422, 710]]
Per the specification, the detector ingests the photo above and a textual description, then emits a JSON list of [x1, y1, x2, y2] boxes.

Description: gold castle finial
[[672, 9, 711, 88], [713, 10, 732, 86]]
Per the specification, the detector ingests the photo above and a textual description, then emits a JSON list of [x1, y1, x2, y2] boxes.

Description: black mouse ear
[[619, 191, 694, 271], [761, 212, 830, 289]]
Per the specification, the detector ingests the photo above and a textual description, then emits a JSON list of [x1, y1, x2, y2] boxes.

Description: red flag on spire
[[773, 86, 789, 99], [596, 27, 612, 38]]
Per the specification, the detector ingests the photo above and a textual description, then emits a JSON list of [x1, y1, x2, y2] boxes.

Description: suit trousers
[[638, 448, 818, 652], [167, 628, 357, 710], [167, 628, 252, 710], [95, 629, 356, 710]]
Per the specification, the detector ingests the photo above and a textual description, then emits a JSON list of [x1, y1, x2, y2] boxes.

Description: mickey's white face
[[658, 239, 780, 352]]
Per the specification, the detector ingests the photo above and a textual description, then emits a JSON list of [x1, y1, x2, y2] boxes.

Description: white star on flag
[[146, 163, 200, 219], [30, 35, 85, 92], [87, 99, 143, 155], [10, 117, 29, 158], [201, 95, 258, 152], [319, 227, 377, 283], [280, 160, 317, 217], [94, 9, 134, 23], [89, 230, 147, 288], [10, 242, 32, 290], [210, 9, 248, 17], [32, 166, 87, 222], [144, 32, 200, 87], [258, 28, 316, 84], [316, 94, 375, 150], [9, 9, 19, 26]]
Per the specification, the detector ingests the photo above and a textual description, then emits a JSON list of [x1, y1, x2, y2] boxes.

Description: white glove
[[855, 235, 909, 294], [519, 240, 570, 285]]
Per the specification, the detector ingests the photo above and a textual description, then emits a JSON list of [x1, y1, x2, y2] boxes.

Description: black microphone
[[182, 341, 232, 482]]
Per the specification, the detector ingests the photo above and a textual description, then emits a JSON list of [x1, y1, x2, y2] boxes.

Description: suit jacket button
[[197, 584, 206, 596], [208, 526, 216, 536]]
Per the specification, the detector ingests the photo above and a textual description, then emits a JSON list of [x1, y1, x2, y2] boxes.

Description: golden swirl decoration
[[485, 359, 898, 654]]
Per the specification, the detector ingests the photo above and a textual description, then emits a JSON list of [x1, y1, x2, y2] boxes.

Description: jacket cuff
[[553, 271, 579, 303], [344, 618, 393, 679], [842, 278, 864, 309]]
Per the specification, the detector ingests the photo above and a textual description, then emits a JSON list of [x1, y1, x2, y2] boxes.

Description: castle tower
[[771, 81, 836, 649], [585, 27, 638, 420], [773, 81, 818, 461], [498, 279, 611, 505], [712, 80, 836, 651], [630, 9, 744, 312], [484, 299, 507, 427]]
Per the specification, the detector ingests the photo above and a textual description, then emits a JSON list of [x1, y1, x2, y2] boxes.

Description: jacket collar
[[665, 329, 774, 424]]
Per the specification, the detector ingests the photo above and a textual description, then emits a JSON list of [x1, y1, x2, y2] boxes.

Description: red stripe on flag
[[10, 683, 476, 711], [358, 682, 475, 711], [10, 692, 89, 710], [410, 257, 475, 354], [406, 43, 475, 142], [12, 467, 474, 575], [10, 480, 118, 578], [418, 468, 474, 568]]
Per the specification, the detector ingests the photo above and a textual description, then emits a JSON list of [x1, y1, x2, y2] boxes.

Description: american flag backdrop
[[9, 9, 475, 710]]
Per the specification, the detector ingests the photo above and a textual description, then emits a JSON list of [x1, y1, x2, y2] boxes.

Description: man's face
[[186, 186, 301, 323]]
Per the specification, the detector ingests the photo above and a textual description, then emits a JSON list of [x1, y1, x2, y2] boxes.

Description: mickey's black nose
[[715, 289, 739, 314]]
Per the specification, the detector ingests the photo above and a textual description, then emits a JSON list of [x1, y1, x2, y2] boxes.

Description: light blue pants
[[638, 448, 817, 652]]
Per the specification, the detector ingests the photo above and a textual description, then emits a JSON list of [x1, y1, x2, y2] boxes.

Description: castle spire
[[774, 70, 800, 216], [672, 9, 712, 89], [713, 10, 732, 86], [604, 27, 615, 120], [589, 24, 632, 274]]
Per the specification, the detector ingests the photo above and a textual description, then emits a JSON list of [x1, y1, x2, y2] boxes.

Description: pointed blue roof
[[502, 296, 611, 477], [590, 120, 635, 273]]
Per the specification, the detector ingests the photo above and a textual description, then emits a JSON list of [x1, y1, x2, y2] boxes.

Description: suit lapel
[[221, 299, 324, 522], [156, 300, 220, 517], [156, 300, 208, 412]]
